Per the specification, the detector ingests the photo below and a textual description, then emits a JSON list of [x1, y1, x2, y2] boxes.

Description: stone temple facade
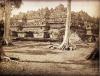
[[11, 4, 66, 40], [10, 4, 98, 42]]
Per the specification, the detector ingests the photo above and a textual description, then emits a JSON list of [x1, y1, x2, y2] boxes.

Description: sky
[[11, 0, 100, 17]]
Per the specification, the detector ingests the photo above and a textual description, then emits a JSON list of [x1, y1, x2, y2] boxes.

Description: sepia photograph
[[0, 0, 99, 76]]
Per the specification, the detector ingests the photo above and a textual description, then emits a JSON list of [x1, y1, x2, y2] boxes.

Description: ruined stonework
[[10, 4, 98, 42]]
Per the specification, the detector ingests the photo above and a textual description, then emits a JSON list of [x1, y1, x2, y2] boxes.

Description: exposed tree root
[[2, 39, 14, 46], [0, 55, 20, 62], [58, 43, 76, 51], [0, 56, 11, 62], [49, 44, 76, 51]]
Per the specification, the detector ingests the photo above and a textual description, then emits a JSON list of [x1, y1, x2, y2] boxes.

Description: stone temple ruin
[[0, 1, 99, 76], [0, 4, 98, 42], [9, 4, 98, 42]]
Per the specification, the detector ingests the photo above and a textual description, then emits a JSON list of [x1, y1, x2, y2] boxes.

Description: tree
[[0, 20, 5, 61], [59, 0, 71, 50], [87, 38, 99, 60], [4, 0, 22, 45], [43, 7, 50, 39], [0, 0, 22, 61], [22, 14, 27, 24]]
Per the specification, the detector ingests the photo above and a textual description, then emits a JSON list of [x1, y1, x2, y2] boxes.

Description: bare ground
[[0, 41, 99, 76]]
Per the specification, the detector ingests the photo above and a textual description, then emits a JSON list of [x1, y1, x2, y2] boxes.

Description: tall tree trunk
[[4, 0, 11, 45], [59, 0, 71, 50]]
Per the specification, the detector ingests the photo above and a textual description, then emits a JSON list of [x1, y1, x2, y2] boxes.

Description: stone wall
[[10, 4, 98, 42]]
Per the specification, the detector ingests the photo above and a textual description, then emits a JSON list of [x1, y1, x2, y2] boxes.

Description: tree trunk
[[4, 1, 11, 45], [87, 38, 99, 60], [59, 0, 71, 50]]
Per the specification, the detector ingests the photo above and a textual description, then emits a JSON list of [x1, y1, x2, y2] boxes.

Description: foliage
[[6, 0, 22, 8], [11, 4, 99, 41]]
